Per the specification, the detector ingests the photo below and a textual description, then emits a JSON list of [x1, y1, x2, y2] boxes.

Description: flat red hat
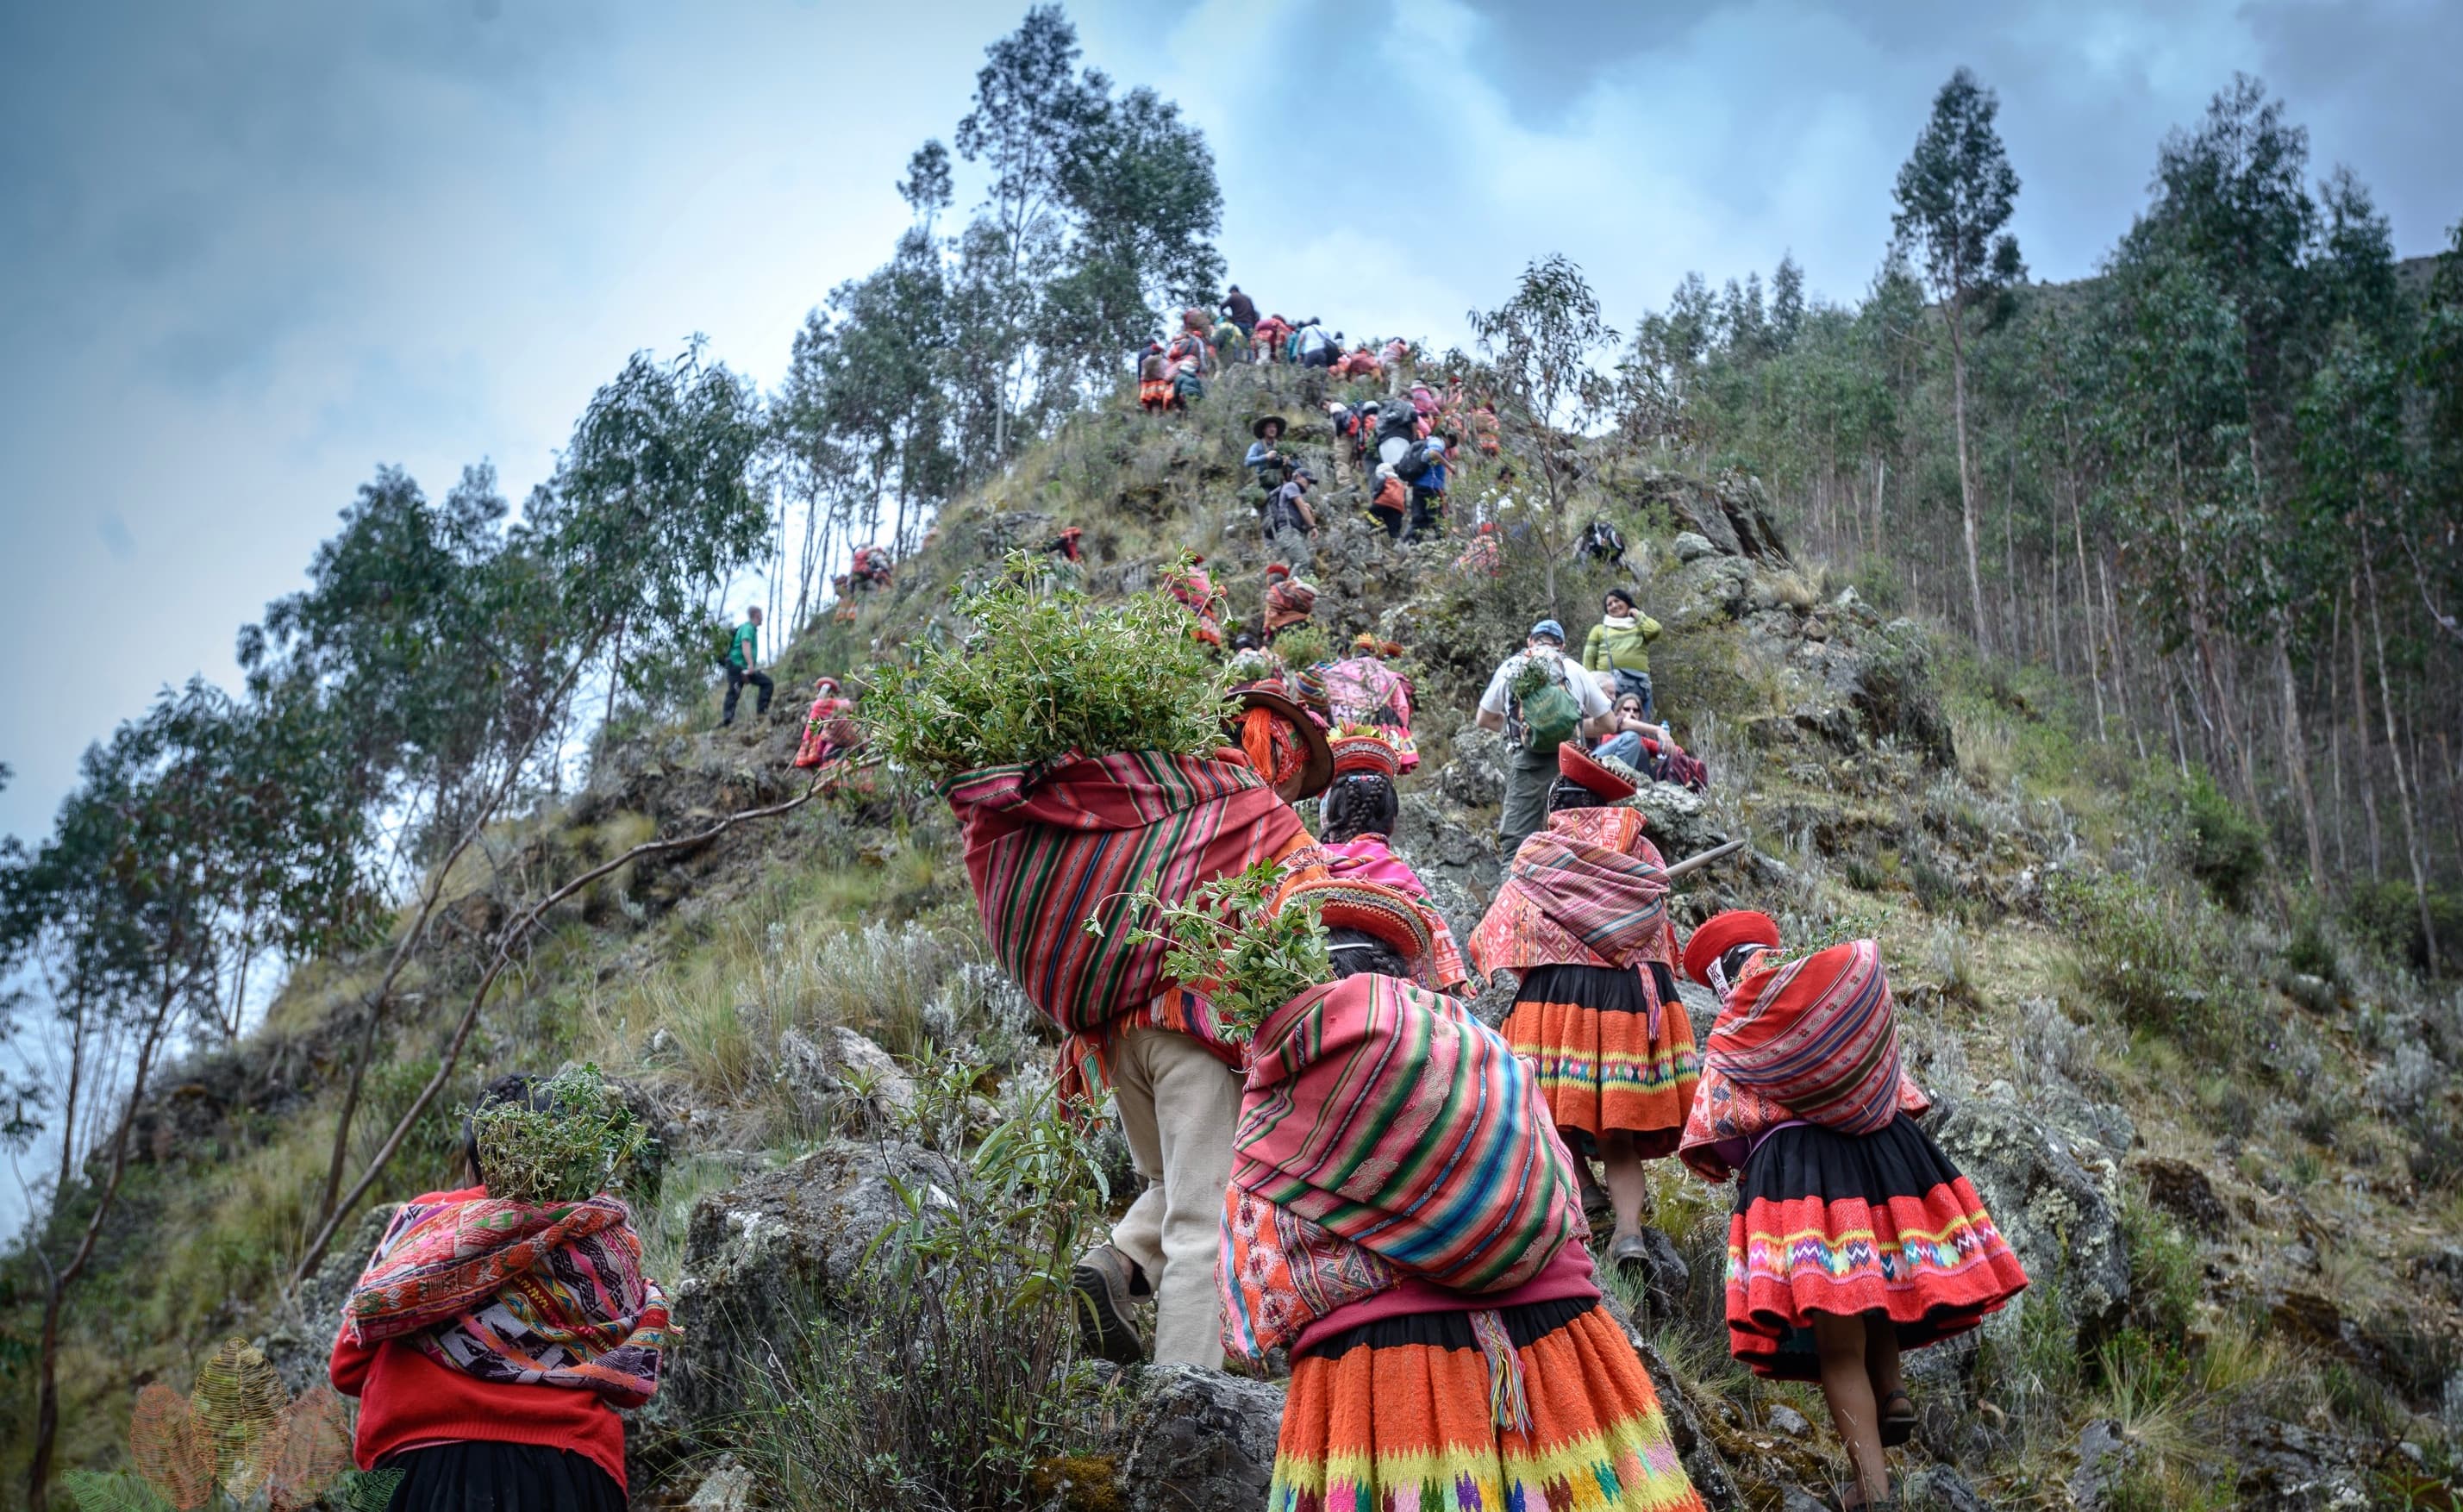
[[1559, 741, 1640, 802], [1278, 877, 1432, 979], [1326, 722, 1402, 779], [1682, 909, 1782, 988]]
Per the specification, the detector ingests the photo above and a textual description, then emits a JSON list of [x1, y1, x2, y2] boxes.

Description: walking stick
[[1661, 835, 1750, 880]]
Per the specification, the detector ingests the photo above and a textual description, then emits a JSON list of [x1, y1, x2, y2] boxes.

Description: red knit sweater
[[328, 1187, 628, 1492]]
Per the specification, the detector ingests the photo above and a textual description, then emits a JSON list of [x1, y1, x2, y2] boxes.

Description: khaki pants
[[1107, 1025, 1245, 1367], [1499, 746, 1557, 853]]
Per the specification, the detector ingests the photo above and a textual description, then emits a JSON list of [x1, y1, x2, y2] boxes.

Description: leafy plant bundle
[[1270, 622, 1330, 672], [1097, 860, 1329, 1043], [1504, 651, 1560, 701], [866, 552, 1230, 784], [466, 1063, 647, 1206]]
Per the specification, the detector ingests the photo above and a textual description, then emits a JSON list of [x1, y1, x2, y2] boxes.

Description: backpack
[[1510, 660, 1582, 754], [1376, 404, 1419, 446], [1580, 518, 1628, 561], [1393, 440, 1438, 484]]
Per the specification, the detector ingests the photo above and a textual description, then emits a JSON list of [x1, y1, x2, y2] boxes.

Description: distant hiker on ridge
[[719, 605, 772, 728], [1220, 284, 1258, 353]]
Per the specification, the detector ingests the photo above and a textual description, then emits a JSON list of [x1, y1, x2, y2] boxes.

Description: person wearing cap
[[1261, 565, 1318, 645], [1676, 913, 2028, 1512], [1229, 878, 1706, 1512], [1307, 725, 1465, 990], [1473, 621, 1614, 852], [1467, 741, 1700, 1275], [1263, 468, 1319, 559], [1244, 415, 1291, 494]]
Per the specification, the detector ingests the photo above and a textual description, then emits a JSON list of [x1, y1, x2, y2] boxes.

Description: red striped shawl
[[1466, 807, 1672, 976], [1703, 939, 1906, 1136]]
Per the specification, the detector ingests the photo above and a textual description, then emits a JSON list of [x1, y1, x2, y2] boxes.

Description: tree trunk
[[2329, 590, 2347, 876], [2364, 543, 2440, 973], [1946, 322, 1991, 656], [2351, 571, 2385, 878], [2072, 486, 2105, 741], [2272, 626, 2326, 886], [28, 990, 176, 1509]]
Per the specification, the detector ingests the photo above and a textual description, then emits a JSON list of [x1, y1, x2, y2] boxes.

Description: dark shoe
[[1072, 1244, 1148, 1366], [1608, 1232, 1653, 1272], [1879, 1390, 1916, 1447], [1580, 1184, 1615, 1234]]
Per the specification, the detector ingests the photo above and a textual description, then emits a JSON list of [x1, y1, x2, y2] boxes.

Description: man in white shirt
[[1473, 619, 1615, 851]]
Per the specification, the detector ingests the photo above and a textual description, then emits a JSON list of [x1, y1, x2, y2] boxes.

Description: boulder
[[666, 1140, 960, 1421], [1391, 790, 1505, 943], [774, 1027, 919, 1133], [1114, 1365, 1285, 1512], [2133, 1154, 2229, 1235], [2069, 1417, 2137, 1510], [1672, 531, 1716, 563], [1928, 1089, 2129, 1347], [1629, 782, 1727, 859], [1902, 1462, 1991, 1512], [1435, 725, 1509, 809], [2230, 1415, 2377, 1510], [1666, 556, 1753, 628]]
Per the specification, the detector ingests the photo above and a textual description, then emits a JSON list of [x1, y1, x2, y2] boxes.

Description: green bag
[[1514, 675, 1582, 754]]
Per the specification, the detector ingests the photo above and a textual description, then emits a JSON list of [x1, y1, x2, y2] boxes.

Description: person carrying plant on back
[[718, 604, 773, 728], [793, 676, 860, 769], [1138, 341, 1174, 413], [1261, 563, 1317, 644], [1469, 743, 1700, 1278], [1166, 557, 1226, 647], [332, 1072, 668, 1512], [1677, 912, 2029, 1512], [1473, 619, 1613, 852], [1213, 877, 1706, 1512], [881, 568, 1316, 1373], [1584, 587, 1662, 717], [1166, 308, 1212, 404], [1456, 519, 1504, 576], [1253, 312, 1292, 364]]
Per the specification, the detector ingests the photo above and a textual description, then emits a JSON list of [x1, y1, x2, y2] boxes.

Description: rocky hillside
[[17, 358, 2463, 1512]]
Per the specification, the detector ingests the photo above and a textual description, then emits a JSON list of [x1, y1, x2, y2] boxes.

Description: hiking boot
[[1072, 1244, 1148, 1365]]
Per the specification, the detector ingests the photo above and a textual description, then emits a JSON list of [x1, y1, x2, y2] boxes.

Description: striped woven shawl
[[1703, 938, 1905, 1136], [946, 748, 1303, 1093], [1223, 974, 1578, 1354], [346, 1193, 670, 1406], [1466, 806, 1671, 976]]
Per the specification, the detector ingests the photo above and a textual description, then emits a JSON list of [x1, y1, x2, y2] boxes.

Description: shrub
[[866, 555, 1228, 784], [2047, 873, 2253, 1056], [738, 1064, 1112, 1510], [2179, 773, 2266, 912], [2344, 878, 2463, 978]]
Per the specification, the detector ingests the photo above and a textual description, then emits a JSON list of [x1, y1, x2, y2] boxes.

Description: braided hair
[[1320, 772, 1398, 842], [1325, 926, 1410, 980], [1547, 777, 1609, 814]]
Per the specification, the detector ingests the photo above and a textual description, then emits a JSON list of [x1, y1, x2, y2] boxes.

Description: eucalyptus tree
[[1892, 66, 2025, 654], [1470, 254, 1620, 615]]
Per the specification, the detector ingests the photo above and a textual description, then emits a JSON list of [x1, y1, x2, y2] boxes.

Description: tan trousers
[[1107, 1024, 1245, 1367]]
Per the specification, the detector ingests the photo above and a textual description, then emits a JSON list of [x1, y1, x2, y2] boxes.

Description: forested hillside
[[2, 10, 2458, 1511]]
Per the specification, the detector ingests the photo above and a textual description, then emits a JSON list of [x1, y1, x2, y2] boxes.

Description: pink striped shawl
[[1702, 939, 1906, 1136], [1465, 807, 1671, 976], [1221, 974, 1579, 1356]]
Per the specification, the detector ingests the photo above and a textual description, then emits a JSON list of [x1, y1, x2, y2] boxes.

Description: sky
[[1, 0, 2458, 853]]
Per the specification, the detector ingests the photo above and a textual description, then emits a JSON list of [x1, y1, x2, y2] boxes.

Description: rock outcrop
[[1114, 1365, 1286, 1511]]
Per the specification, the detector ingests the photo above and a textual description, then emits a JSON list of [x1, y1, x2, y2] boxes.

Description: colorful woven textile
[[1269, 1300, 1705, 1512], [1266, 578, 1318, 635], [1503, 964, 1700, 1159], [1166, 565, 1224, 644], [945, 748, 1303, 1097], [1320, 657, 1422, 772], [1467, 807, 1672, 977], [1703, 940, 1905, 1137], [347, 1196, 670, 1407], [792, 696, 855, 769], [1222, 974, 1579, 1357], [1723, 1116, 2028, 1380]]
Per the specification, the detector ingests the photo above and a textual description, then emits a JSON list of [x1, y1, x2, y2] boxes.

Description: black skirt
[[378, 1440, 625, 1512]]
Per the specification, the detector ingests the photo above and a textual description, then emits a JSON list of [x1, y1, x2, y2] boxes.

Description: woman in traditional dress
[[331, 1076, 670, 1512], [1227, 878, 1706, 1512], [1677, 910, 2029, 1512], [1320, 634, 1420, 772], [1308, 724, 1466, 990], [1468, 743, 1699, 1272], [792, 677, 858, 769], [1260, 563, 1317, 644], [1228, 683, 1334, 806]]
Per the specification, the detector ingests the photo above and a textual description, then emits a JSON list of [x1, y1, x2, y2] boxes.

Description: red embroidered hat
[[1558, 741, 1640, 802], [1278, 877, 1432, 979], [1327, 722, 1402, 779], [1682, 909, 1783, 988]]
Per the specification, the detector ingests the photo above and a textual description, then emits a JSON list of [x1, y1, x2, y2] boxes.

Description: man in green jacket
[[720, 605, 773, 728], [1582, 587, 1661, 718]]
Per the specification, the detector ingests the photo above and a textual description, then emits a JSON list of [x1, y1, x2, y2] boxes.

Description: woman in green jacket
[[1583, 589, 1660, 717]]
